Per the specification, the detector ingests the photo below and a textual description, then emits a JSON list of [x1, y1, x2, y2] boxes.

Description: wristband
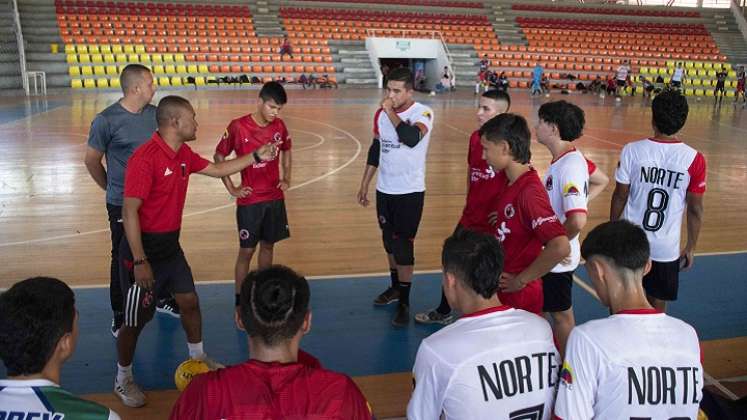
[[133, 257, 148, 266]]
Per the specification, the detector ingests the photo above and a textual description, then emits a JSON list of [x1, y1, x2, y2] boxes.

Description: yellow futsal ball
[[174, 359, 210, 391]]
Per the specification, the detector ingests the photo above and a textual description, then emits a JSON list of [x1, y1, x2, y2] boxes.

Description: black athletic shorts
[[119, 235, 196, 328], [542, 271, 573, 312], [672, 80, 682, 88], [376, 190, 425, 250], [715, 81, 726, 91], [236, 199, 290, 248], [616, 79, 626, 87], [643, 259, 680, 301]]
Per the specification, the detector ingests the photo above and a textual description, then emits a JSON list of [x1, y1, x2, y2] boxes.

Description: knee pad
[[391, 235, 414, 266], [123, 284, 156, 328]]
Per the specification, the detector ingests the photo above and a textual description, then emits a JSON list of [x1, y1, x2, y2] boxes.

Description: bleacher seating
[[295, 0, 483, 9], [511, 4, 700, 18]]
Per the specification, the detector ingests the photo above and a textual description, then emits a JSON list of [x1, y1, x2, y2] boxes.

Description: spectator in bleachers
[[279, 35, 294, 61], [589, 75, 603, 95], [298, 73, 309, 89], [441, 66, 454, 91], [640, 75, 655, 99], [615, 60, 631, 97], [319, 74, 338, 89], [531, 63, 543, 96], [655, 74, 666, 94], [170, 266, 373, 419], [736, 65, 746, 107], [380, 64, 390, 88], [670, 62, 686, 91], [541, 74, 550, 94], [497, 71, 509, 92], [487, 70, 499, 91], [0, 277, 121, 419], [479, 54, 490, 74]]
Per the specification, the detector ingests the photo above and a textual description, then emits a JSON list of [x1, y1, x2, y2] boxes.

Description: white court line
[[292, 128, 326, 152], [0, 115, 362, 248], [443, 122, 471, 136]]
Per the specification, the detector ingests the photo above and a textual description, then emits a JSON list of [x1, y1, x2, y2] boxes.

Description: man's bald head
[[119, 64, 151, 95], [156, 95, 192, 128]]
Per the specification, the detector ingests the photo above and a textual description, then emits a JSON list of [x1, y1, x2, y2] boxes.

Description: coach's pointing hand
[[134, 261, 155, 290], [255, 144, 276, 162]]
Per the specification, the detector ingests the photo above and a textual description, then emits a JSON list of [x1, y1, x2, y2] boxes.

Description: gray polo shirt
[[87, 101, 157, 206]]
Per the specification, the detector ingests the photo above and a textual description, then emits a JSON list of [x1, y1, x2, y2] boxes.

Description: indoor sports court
[[1, 0, 747, 419]]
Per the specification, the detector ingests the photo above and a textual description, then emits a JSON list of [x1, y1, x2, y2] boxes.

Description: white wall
[[365, 37, 451, 90]]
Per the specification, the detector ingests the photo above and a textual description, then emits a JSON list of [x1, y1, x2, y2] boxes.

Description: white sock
[[188, 341, 205, 360], [117, 363, 132, 383]]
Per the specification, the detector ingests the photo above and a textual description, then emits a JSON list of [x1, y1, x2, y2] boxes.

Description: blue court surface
[[1, 252, 745, 395]]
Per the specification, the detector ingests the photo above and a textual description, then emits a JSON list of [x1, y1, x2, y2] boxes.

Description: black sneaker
[[414, 309, 457, 325], [111, 312, 124, 338], [373, 287, 400, 306], [156, 298, 181, 318], [392, 303, 410, 327]]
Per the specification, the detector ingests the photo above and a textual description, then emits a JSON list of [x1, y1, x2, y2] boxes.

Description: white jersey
[[543, 148, 590, 272], [615, 138, 706, 262], [616, 65, 630, 81], [373, 102, 434, 194], [0, 379, 120, 420], [407, 306, 559, 420], [672, 67, 685, 82], [554, 310, 703, 420]]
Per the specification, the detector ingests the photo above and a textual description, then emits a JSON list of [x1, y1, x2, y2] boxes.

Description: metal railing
[[9, 0, 29, 95], [365, 28, 456, 87]]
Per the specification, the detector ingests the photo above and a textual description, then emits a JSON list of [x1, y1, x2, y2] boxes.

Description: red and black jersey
[[459, 130, 505, 234]]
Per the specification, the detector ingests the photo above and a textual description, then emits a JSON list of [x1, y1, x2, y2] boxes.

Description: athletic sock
[[187, 341, 205, 360], [436, 288, 451, 315], [117, 363, 133, 383], [390, 268, 399, 289], [398, 282, 411, 305]]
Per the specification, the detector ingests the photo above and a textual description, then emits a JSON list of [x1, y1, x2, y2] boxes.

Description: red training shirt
[[170, 359, 373, 420], [216, 115, 292, 206], [124, 132, 209, 233], [490, 168, 567, 314], [459, 130, 506, 234]]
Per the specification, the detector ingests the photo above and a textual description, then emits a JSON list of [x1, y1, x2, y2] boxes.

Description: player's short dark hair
[[240, 265, 310, 346], [119, 63, 151, 94], [0, 277, 75, 376], [482, 89, 511, 111], [652, 90, 688, 136], [156, 95, 192, 127], [538, 100, 585, 141], [259, 81, 287, 105], [479, 113, 532, 164], [442, 229, 504, 299], [581, 220, 650, 272], [386, 67, 413, 89]]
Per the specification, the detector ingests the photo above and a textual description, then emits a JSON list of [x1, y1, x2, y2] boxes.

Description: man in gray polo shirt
[[84, 64, 174, 337]]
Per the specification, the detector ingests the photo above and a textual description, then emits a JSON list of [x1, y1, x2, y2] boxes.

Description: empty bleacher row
[[511, 3, 700, 18], [293, 0, 483, 9]]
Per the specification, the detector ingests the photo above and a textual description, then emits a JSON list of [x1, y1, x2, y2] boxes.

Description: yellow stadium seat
[[694, 88, 704, 96], [187, 64, 198, 73], [705, 89, 714, 96], [110, 78, 121, 89], [165, 65, 176, 74], [140, 54, 151, 63], [152, 54, 163, 63], [92, 54, 103, 64], [101, 45, 112, 54], [94, 65, 106, 76], [104, 54, 115, 63], [68, 66, 80, 76], [163, 54, 174, 63], [640, 67, 648, 75], [76, 45, 88, 54], [658, 68, 667, 75], [159, 77, 170, 86], [685, 62, 694, 69], [703, 62, 713, 70], [153, 65, 165, 74], [89, 45, 100, 54], [116, 54, 127, 63], [96, 78, 109, 88], [175, 54, 185, 62], [694, 62, 703, 69], [84, 79, 96, 88], [691, 78, 701, 86], [727, 80, 737, 89], [195, 76, 205, 85], [71, 78, 83, 88], [112, 45, 123, 54], [198, 64, 209, 73], [81, 66, 93, 76], [106, 65, 118, 76], [124, 45, 135, 54], [702, 79, 713, 87], [666, 61, 675, 68], [64, 44, 75, 54], [726, 90, 735, 97], [176, 65, 187, 73], [66, 54, 78, 64], [171, 76, 183, 86], [206, 76, 216, 83], [135, 45, 146, 54], [684, 88, 694, 96], [127, 54, 140, 63], [79, 54, 91, 64]]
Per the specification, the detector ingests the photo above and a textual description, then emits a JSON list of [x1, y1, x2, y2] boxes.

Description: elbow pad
[[396, 122, 423, 148], [367, 138, 380, 167]]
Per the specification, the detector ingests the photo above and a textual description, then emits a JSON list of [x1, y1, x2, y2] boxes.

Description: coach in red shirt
[[114, 96, 276, 408], [170, 266, 373, 419], [479, 113, 570, 314]]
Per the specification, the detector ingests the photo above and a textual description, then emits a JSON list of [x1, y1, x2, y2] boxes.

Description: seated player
[[554, 220, 703, 419], [408, 229, 559, 419], [0, 277, 120, 419], [170, 266, 373, 419]]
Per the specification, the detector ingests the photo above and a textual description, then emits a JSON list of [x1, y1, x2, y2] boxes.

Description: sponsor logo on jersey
[[495, 221, 511, 242], [422, 110, 432, 120], [164, 167, 173, 177], [531, 215, 558, 230], [560, 361, 574, 389], [563, 182, 581, 197], [504, 204, 515, 219], [0, 412, 63, 420], [545, 175, 553, 191]]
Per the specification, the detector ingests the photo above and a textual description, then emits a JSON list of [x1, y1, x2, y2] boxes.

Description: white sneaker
[[114, 376, 146, 408]]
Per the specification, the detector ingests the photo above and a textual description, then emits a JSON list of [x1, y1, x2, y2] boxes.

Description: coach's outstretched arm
[[199, 144, 275, 178], [122, 197, 153, 290]]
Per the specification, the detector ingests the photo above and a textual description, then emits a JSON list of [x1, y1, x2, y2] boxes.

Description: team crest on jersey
[[563, 182, 581, 197], [239, 229, 251, 240], [142, 290, 155, 309], [422, 110, 432, 120], [545, 175, 553, 191], [273, 132, 282, 142], [559, 361, 574, 389], [504, 203, 515, 219]]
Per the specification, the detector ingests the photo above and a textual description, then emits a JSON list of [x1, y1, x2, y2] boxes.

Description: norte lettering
[[640, 167, 685, 189], [627, 366, 700, 405], [0, 412, 65, 420], [477, 352, 558, 402]]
